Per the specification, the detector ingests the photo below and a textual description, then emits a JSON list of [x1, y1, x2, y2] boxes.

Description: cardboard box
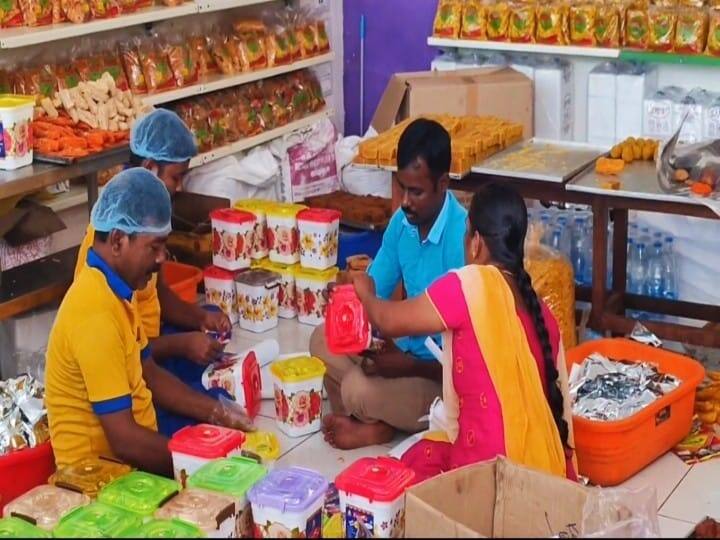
[[370, 68, 533, 138], [404, 458, 590, 538], [167, 192, 229, 269]]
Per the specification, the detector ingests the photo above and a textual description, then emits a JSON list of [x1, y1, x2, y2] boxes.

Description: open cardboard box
[[371, 68, 533, 137]]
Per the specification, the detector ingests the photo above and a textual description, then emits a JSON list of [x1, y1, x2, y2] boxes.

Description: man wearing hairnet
[[47, 168, 253, 476], [74, 109, 230, 437]]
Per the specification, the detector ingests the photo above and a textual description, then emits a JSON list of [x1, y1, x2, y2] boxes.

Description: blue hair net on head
[[91, 168, 172, 236], [130, 109, 198, 163]]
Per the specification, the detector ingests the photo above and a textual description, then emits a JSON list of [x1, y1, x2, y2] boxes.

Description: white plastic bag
[[335, 132, 392, 198], [581, 486, 661, 538]]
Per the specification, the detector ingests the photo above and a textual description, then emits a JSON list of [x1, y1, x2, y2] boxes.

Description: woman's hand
[[350, 272, 376, 303]]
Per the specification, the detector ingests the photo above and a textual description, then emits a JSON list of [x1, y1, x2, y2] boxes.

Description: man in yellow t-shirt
[[47, 168, 253, 475], [74, 110, 231, 437]]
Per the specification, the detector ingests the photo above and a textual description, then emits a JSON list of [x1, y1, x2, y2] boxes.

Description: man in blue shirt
[[310, 118, 467, 449]]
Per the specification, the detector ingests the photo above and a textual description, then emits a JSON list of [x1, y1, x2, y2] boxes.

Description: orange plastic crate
[[161, 262, 202, 304], [566, 339, 704, 486]]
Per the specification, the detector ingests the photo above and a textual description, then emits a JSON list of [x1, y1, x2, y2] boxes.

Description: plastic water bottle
[[663, 236, 679, 300], [628, 240, 648, 295], [645, 241, 665, 298], [571, 217, 589, 286], [549, 225, 571, 258]]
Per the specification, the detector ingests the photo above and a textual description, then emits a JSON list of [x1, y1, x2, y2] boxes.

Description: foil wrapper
[[630, 322, 663, 348], [569, 353, 681, 421], [0, 373, 48, 455]]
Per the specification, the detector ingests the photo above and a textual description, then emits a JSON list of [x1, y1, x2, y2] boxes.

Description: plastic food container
[[203, 266, 238, 325], [210, 208, 256, 271], [49, 456, 132, 498], [98, 471, 180, 519], [0, 95, 34, 171], [53, 502, 143, 537], [258, 260, 298, 319], [241, 431, 281, 470], [566, 338, 705, 486], [265, 203, 307, 265], [335, 457, 416, 538], [325, 284, 372, 355], [235, 199, 270, 260], [119, 518, 204, 538], [248, 467, 328, 538], [168, 424, 246, 485], [295, 267, 338, 326], [187, 457, 267, 538], [155, 488, 238, 538], [162, 262, 203, 304], [270, 356, 326, 438], [201, 351, 262, 420], [235, 269, 281, 333], [3, 484, 90, 531], [0, 516, 49, 538], [0, 440, 55, 506], [297, 208, 341, 270]]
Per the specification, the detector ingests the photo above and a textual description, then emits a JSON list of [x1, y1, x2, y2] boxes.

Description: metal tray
[[471, 138, 609, 183], [34, 143, 129, 165]]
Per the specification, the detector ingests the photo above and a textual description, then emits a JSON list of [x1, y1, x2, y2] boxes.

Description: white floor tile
[[617, 453, 692, 509], [276, 432, 390, 481], [251, 414, 312, 458], [231, 318, 315, 355], [660, 459, 720, 523], [658, 516, 695, 538]]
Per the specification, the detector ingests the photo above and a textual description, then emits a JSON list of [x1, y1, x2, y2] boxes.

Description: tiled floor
[[230, 319, 713, 537]]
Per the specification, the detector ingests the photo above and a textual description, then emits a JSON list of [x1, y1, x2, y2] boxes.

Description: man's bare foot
[[322, 414, 395, 450]]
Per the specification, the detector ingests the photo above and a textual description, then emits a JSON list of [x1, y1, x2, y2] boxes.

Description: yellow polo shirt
[[46, 249, 157, 467], [75, 224, 161, 338]]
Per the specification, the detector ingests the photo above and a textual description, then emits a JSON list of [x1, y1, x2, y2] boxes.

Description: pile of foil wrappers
[[0, 374, 49, 455], [569, 353, 681, 421]]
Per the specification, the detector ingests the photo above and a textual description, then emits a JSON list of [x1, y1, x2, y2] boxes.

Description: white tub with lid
[[0, 95, 34, 170], [265, 203, 307, 265], [234, 200, 270, 260], [297, 208, 341, 270], [210, 208, 256, 272], [270, 356, 326, 438], [234, 269, 281, 334], [295, 267, 338, 326]]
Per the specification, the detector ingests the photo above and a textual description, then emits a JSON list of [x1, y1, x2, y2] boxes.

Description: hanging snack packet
[[536, 2, 569, 44], [708, 8, 720, 55], [433, 0, 463, 38], [139, 41, 176, 93], [166, 41, 199, 88], [461, 0, 487, 39], [60, 0, 90, 23], [625, 6, 650, 48], [594, 1, 621, 47], [674, 8, 707, 53], [266, 30, 292, 66], [1, 0, 25, 26], [509, 2, 536, 42], [20, 0, 53, 26], [487, 1, 511, 40], [569, 1, 597, 45], [648, 5, 676, 51]]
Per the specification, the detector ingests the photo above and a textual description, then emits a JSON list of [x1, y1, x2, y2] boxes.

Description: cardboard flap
[[370, 75, 409, 134], [3, 201, 66, 247], [0, 206, 29, 239], [172, 192, 230, 233]]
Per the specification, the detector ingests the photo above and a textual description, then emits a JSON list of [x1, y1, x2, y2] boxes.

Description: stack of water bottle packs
[[0, 423, 416, 538], [205, 200, 343, 333]]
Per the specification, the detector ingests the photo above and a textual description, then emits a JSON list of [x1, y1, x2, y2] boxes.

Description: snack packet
[[234, 88, 263, 136], [594, 1, 621, 47], [536, 2, 569, 44], [266, 30, 292, 66], [242, 30, 269, 70], [20, 0, 53, 26], [569, 1, 597, 45], [674, 8, 707, 53], [209, 34, 237, 75], [1, 0, 24, 26], [166, 41, 199, 88], [461, 0, 487, 39], [139, 40, 176, 93], [707, 8, 720, 55], [89, 0, 120, 19], [101, 49, 129, 91], [625, 6, 650, 48], [117, 0, 135, 12], [205, 96, 228, 148], [286, 26, 302, 60], [189, 35, 217, 78], [509, 2, 536, 42], [487, 0, 511, 40], [60, 0, 90, 23], [121, 42, 147, 94], [299, 23, 319, 57], [648, 5, 676, 51], [433, 0, 463, 38], [316, 20, 330, 52]]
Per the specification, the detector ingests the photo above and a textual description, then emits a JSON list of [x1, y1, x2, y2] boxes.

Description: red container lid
[[335, 457, 415, 503], [168, 424, 245, 459], [325, 285, 371, 355], [241, 351, 262, 420], [210, 208, 255, 225], [297, 208, 342, 224], [203, 266, 236, 281]]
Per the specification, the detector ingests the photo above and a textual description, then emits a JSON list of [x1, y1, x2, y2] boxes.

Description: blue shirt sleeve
[[368, 211, 403, 300]]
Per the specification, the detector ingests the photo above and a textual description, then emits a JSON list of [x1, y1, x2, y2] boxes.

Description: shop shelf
[[198, 0, 276, 13], [619, 50, 720, 66], [427, 36, 620, 59]]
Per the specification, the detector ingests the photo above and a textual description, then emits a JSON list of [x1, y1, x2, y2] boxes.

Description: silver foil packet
[[0, 373, 48, 455]]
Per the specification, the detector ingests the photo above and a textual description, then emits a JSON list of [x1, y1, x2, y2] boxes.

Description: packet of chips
[[461, 0, 488, 39], [675, 8, 708, 53], [536, 2, 569, 44], [569, 1, 597, 45], [594, 1, 622, 47], [648, 5, 677, 51], [20, 0, 54, 26], [625, 6, 650, 48], [433, 0, 463, 38], [487, 0, 511, 40], [707, 8, 720, 55], [509, 2, 536, 41]]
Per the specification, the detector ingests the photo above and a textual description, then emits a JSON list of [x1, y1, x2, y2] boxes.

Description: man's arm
[[156, 275, 207, 330], [149, 333, 224, 364], [98, 410, 173, 476]]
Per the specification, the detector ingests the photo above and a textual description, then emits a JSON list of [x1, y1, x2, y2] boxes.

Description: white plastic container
[[210, 208, 256, 272], [587, 63, 617, 146], [335, 457, 416, 539], [234, 269, 281, 334], [155, 489, 237, 538], [615, 64, 657, 141], [203, 266, 238, 324], [257, 260, 298, 319], [235, 200, 270, 260], [0, 96, 34, 171], [270, 356, 326, 438], [295, 267, 338, 326], [201, 349, 263, 420], [297, 208, 341, 270], [247, 467, 328, 539], [265, 203, 307, 265]]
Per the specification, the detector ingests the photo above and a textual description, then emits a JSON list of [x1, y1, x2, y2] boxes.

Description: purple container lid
[[247, 467, 328, 513]]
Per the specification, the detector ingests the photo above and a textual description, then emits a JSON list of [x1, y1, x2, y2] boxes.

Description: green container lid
[[98, 471, 180, 517], [119, 519, 205, 538], [187, 457, 266, 501], [52, 502, 141, 538], [0, 517, 50, 538]]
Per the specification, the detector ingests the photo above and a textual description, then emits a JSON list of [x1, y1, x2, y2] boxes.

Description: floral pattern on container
[[238, 290, 279, 323], [296, 285, 328, 321], [252, 221, 268, 258], [213, 228, 254, 264], [300, 229, 338, 262], [1, 119, 30, 158], [206, 287, 236, 321], [277, 280, 297, 315], [254, 509, 322, 539], [267, 225, 299, 259], [274, 386, 322, 429]]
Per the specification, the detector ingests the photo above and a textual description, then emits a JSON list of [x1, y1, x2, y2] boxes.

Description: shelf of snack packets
[[432, 0, 720, 62], [354, 114, 524, 178]]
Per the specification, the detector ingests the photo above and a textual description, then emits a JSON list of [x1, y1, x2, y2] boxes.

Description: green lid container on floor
[[52, 502, 141, 538], [119, 518, 205, 538], [98, 471, 180, 517], [0, 516, 50, 538], [187, 457, 266, 503]]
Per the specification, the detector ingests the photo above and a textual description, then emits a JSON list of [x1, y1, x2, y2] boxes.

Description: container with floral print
[[297, 208, 341, 270], [234, 269, 281, 333], [210, 208, 256, 272], [203, 266, 238, 324], [201, 350, 263, 420], [270, 356, 326, 438], [0, 95, 34, 170], [235, 199, 272, 260], [295, 267, 338, 326], [256, 259, 298, 319], [265, 203, 307, 265]]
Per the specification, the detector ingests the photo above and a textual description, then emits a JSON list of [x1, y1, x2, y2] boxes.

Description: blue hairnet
[[92, 168, 172, 236], [130, 109, 198, 163]]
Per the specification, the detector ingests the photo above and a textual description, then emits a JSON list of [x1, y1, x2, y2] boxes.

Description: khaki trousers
[[309, 325, 441, 433]]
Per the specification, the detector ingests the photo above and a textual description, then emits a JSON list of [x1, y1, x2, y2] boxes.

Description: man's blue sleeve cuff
[[92, 395, 132, 415], [141, 346, 152, 361]]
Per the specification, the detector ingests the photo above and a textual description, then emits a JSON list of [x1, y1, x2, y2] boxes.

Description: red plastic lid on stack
[[168, 424, 245, 459], [240, 351, 262, 420], [203, 266, 236, 280], [325, 284, 371, 355], [335, 457, 416, 503], [297, 208, 342, 224], [210, 208, 255, 224]]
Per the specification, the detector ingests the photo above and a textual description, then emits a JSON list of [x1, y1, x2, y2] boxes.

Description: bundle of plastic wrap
[[0, 374, 49, 454]]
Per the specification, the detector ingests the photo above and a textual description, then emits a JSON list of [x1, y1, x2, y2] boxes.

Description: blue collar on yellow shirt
[[87, 248, 133, 301], [401, 191, 454, 245]]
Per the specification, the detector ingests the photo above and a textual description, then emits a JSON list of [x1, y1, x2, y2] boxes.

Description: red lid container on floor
[[335, 457, 415, 503], [168, 424, 245, 459], [325, 285, 371, 355]]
